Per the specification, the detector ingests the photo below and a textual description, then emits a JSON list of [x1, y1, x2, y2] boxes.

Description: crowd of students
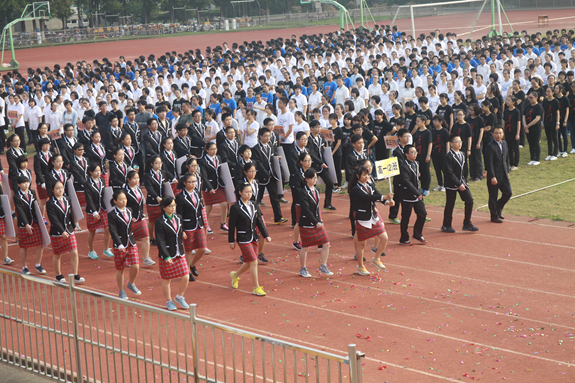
[[0, 24, 573, 307]]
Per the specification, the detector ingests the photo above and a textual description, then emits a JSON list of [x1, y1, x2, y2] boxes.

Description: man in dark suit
[[217, 126, 241, 182], [388, 128, 411, 224], [484, 126, 512, 223], [399, 144, 427, 246]]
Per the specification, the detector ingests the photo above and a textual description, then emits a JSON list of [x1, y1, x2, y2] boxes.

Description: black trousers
[[544, 125, 559, 156], [400, 199, 426, 242], [519, 125, 526, 147], [282, 143, 295, 173], [526, 126, 541, 161], [469, 143, 483, 180], [443, 187, 473, 227], [318, 169, 333, 206], [487, 178, 512, 219], [258, 180, 283, 222], [0, 124, 6, 153], [431, 153, 445, 187], [417, 156, 431, 191], [504, 131, 520, 167], [333, 154, 342, 187], [15, 127, 26, 152], [388, 182, 402, 219]]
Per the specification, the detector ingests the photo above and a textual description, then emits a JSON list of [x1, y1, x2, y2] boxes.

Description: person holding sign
[[7, 95, 26, 154], [307, 120, 336, 210], [399, 145, 428, 246], [388, 128, 411, 225], [349, 165, 394, 276], [13, 176, 45, 275], [297, 168, 335, 278], [108, 189, 142, 300], [217, 126, 241, 182], [6, 134, 26, 182], [155, 196, 190, 311], [46, 181, 85, 284], [84, 163, 113, 260], [441, 135, 479, 233], [229, 182, 271, 297]]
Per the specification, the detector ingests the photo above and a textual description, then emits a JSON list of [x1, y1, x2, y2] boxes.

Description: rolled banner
[[163, 182, 175, 198], [176, 156, 187, 178], [271, 156, 283, 196], [1, 173, 10, 196], [276, 147, 290, 182], [0, 195, 15, 237], [66, 178, 84, 222], [219, 163, 237, 203], [33, 201, 51, 248], [103, 187, 114, 212], [323, 147, 338, 185]]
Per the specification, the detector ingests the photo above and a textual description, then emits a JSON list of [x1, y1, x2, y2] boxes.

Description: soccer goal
[[390, 0, 511, 40]]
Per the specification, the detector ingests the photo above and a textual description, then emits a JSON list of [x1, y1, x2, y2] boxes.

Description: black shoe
[[441, 226, 456, 233], [318, 244, 323, 249], [399, 241, 413, 246], [491, 217, 503, 223], [462, 224, 479, 232], [413, 237, 427, 245], [150, 238, 158, 246], [258, 253, 269, 263], [189, 273, 196, 281], [190, 265, 199, 277], [353, 253, 366, 261], [498, 213, 505, 219], [11, 212, 16, 220], [323, 205, 336, 211], [240, 255, 244, 263]]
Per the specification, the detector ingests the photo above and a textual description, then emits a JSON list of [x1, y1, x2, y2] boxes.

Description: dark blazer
[[157, 119, 171, 138], [45, 168, 70, 197], [218, 139, 241, 180], [143, 130, 163, 158], [84, 177, 106, 215], [33, 151, 52, 185], [107, 207, 137, 248], [122, 122, 141, 153], [85, 142, 108, 175], [392, 145, 407, 188], [57, 136, 76, 166], [298, 185, 322, 228], [401, 160, 421, 202], [484, 139, 510, 181], [122, 145, 137, 168], [10, 169, 32, 193], [345, 149, 367, 181], [46, 196, 75, 236], [198, 155, 224, 191], [251, 143, 277, 185], [288, 144, 309, 174], [6, 147, 25, 176], [124, 185, 146, 221], [155, 214, 185, 261], [103, 127, 123, 160], [306, 134, 328, 172], [176, 189, 205, 231], [188, 122, 206, 158], [13, 189, 40, 227], [173, 135, 193, 158], [144, 169, 167, 205], [349, 182, 384, 221], [69, 155, 89, 192], [238, 158, 269, 186], [77, 128, 95, 148], [289, 168, 305, 205], [443, 150, 468, 190], [160, 150, 178, 181], [109, 160, 129, 189], [228, 200, 268, 243]]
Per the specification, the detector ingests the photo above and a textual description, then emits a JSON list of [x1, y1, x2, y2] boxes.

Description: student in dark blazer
[[119, 133, 137, 169], [229, 181, 270, 297], [399, 145, 427, 246], [109, 147, 130, 189], [107, 189, 141, 300], [85, 131, 109, 186], [123, 110, 144, 177], [33, 138, 52, 203], [84, 163, 113, 260], [307, 120, 335, 210], [13, 176, 44, 275], [198, 142, 229, 232], [388, 128, 412, 224], [77, 116, 96, 148], [46, 180, 84, 284], [218, 126, 241, 181], [250, 128, 286, 225], [176, 173, 207, 282], [484, 126, 512, 223], [155, 196, 190, 311], [297, 168, 334, 278], [288, 132, 310, 174], [6, 134, 25, 179], [174, 123, 204, 159], [143, 118, 164, 168], [103, 115, 123, 161], [125, 170, 154, 266], [442, 134, 479, 233], [45, 154, 70, 199], [57, 124, 78, 167], [10, 156, 33, 197], [68, 142, 89, 208], [289, 152, 313, 250], [144, 155, 169, 244], [160, 137, 180, 195]]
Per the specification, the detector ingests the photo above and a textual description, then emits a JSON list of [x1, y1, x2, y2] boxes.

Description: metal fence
[[0, 267, 364, 383]]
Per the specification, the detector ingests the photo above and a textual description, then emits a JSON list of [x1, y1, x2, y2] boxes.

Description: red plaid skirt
[[183, 229, 207, 252], [0, 218, 6, 237], [132, 219, 149, 240], [158, 256, 189, 280], [102, 173, 109, 187], [300, 226, 330, 248], [51, 233, 78, 254], [238, 241, 258, 263], [202, 187, 227, 206], [255, 215, 266, 237], [36, 184, 49, 200], [113, 244, 139, 270], [147, 204, 162, 223], [171, 183, 182, 196], [86, 209, 109, 232], [76, 191, 87, 208], [17, 224, 43, 248], [201, 206, 209, 228], [355, 214, 386, 242]]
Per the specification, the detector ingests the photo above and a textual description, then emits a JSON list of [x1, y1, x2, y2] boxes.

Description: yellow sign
[[375, 157, 400, 180]]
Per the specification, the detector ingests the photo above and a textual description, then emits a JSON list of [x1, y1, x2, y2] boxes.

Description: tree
[[51, 0, 74, 29]]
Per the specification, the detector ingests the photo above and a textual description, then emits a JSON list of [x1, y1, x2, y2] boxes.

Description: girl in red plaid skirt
[[155, 197, 190, 310], [229, 182, 270, 297], [297, 168, 334, 278], [289, 152, 313, 251], [125, 170, 154, 266], [33, 138, 52, 217], [46, 181, 84, 284], [349, 164, 394, 276], [84, 164, 113, 259], [182, 158, 212, 236], [241, 162, 269, 262], [198, 142, 229, 233], [144, 155, 168, 247]]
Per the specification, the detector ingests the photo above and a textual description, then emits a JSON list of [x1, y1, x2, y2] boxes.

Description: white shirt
[[243, 120, 259, 147], [277, 110, 295, 144], [28, 105, 43, 130], [334, 86, 350, 106], [8, 102, 25, 128]]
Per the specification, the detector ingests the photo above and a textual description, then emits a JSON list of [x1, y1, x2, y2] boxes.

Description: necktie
[[58, 171, 64, 183], [96, 145, 103, 157], [122, 210, 129, 223], [25, 193, 30, 203], [44, 153, 49, 162], [59, 198, 65, 211], [169, 152, 173, 162], [80, 158, 85, 168], [156, 171, 161, 182], [313, 189, 318, 204], [191, 192, 197, 206], [121, 164, 126, 175], [212, 157, 217, 168], [127, 147, 132, 159], [135, 189, 141, 203], [171, 217, 177, 231]]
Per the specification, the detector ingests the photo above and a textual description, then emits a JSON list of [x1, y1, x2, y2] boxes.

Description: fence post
[[348, 344, 357, 383], [67, 274, 83, 383], [189, 304, 200, 383]]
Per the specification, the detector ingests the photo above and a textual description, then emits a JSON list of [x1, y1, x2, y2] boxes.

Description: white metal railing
[[0, 267, 364, 383]]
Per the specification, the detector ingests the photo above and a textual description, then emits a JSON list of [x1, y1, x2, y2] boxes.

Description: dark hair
[[16, 175, 31, 185], [111, 189, 127, 206], [49, 180, 64, 194], [351, 134, 363, 144], [205, 142, 216, 151], [236, 181, 253, 195], [449, 134, 462, 142], [72, 142, 84, 151], [238, 144, 251, 157], [403, 144, 416, 155], [148, 154, 161, 168], [349, 166, 370, 190], [88, 162, 101, 175], [178, 172, 196, 190], [161, 196, 175, 209], [304, 168, 317, 179], [126, 170, 139, 181], [243, 162, 257, 174], [298, 152, 311, 167], [396, 128, 409, 138], [16, 155, 29, 168]]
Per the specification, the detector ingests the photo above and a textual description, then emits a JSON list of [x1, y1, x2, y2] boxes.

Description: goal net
[[390, 0, 492, 40]]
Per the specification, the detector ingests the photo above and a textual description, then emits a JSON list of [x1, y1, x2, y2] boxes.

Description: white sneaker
[[143, 257, 156, 266], [570, 149, 575, 154], [532, 161, 540, 166], [549, 156, 558, 161], [562, 152, 568, 157], [205, 248, 211, 254], [433, 185, 442, 191], [510, 166, 518, 171], [440, 186, 446, 192], [527, 161, 534, 165], [3, 257, 14, 265], [544, 155, 551, 161], [342, 181, 348, 189]]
